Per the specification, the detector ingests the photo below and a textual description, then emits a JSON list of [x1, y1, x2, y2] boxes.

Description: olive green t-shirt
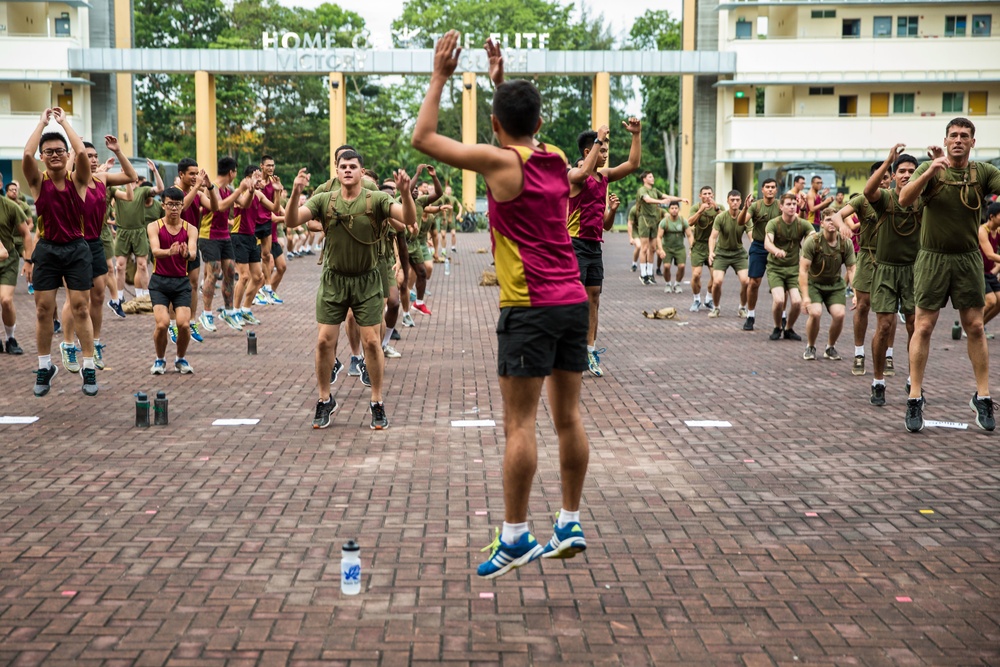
[[659, 215, 687, 251], [144, 199, 164, 224], [712, 210, 746, 254], [870, 188, 922, 266], [313, 176, 379, 196], [116, 185, 152, 230], [0, 196, 28, 256], [748, 199, 781, 243], [433, 194, 461, 224], [689, 204, 721, 244], [911, 160, 1000, 254], [765, 216, 814, 268], [407, 194, 433, 248], [802, 233, 856, 285], [848, 193, 880, 252], [306, 189, 395, 275], [637, 186, 662, 224], [627, 205, 638, 231]]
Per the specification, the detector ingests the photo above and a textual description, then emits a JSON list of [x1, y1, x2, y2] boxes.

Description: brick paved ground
[[0, 233, 998, 666]]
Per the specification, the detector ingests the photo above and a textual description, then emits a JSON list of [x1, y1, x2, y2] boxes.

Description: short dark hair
[[811, 175, 822, 182], [5, 183, 16, 193], [260, 154, 275, 164], [39, 132, 68, 151], [243, 164, 260, 178], [82, 141, 96, 151], [667, 200, 679, 208], [780, 192, 797, 204], [640, 171, 653, 180], [761, 178, 777, 188], [379, 184, 395, 193], [178, 157, 198, 174], [793, 175, 805, 184], [139, 180, 153, 188], [700, 186, 713, 194], [945, 117, 976, 138], [577, 130, 598, 157], [162, 186, 184, 202], [869, 161, 883, 176], [218, 156, 238, 175], [986, 201, 1000, 218], [492, 79, 541, 138], [336, 150, 364, 167], [893, 154, 918, 172], [334, 145, 356, 160], [727, 190, 741, 199]]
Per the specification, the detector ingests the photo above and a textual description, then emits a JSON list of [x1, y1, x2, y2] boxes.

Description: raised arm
[[485, 38, 504, 87], [569, 125, 608, 185], [602, 118, 642, 183], [387, 169, 416, 230], [284, 168, 315, 230], [22, 109, 52, 197], [899, 150, 947, 207], [866, 143, 905, 203], [102, 136, 137, 186], [149, 160, 165, 194], [603, 192, 619, 231], [737, 194, 754, 226], [53, 107, 91, 189], [831, 205, 856, 238]]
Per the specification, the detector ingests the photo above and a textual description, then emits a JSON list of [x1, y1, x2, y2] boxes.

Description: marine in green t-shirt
[[799, 220, 856, 360], [762, 195, 815, 340], [707, 191, 750, 317]]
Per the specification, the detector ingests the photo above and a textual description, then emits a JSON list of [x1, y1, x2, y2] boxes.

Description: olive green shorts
[[638, 218, 659, 239], [0, 256, 19, 286], [379, 257, 394, 296], [766, 263, 799, 293], [101, 226, 114, 260], [871, 263, 915, 315], [853, 249, 875, 293], [913, 249, 985, 311], [661, 245, 686, 266], [690, 242, 710, 268], [407, 241, 428, 265], [116, 228, 150, 258], [712, 251, 748, 273], [13, 235, 24, 258], [316, 268, 385, 327], [808, 278, 847, 308]]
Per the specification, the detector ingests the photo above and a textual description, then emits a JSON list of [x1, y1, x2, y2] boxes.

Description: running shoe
[[241, 311, 261, 325], [401, 313, 415, 328], [647, 275, 656, 285], [370, 401, 388, 430], [150, 359, 167, 375], [390, 329, 401, 341], [708, 307, 721, 318], [655, 267, 662, 276], [845, 285, 854, 298], [870, 383, 886, 406], [640, 276, 649, 286], [904, 397, 924, 433], [704, 298, 714, 310], [631, 263, 637, 272], [673, 284, 683, 294], [5, 336, 23, 355], [783, 328, 802, 341], [330, 358, 344, 385], [348, 356, 363, 377], [27, 282, 34, 295], [189, 322, 204, 343], [970, 393, 996, 431], [802, 346, 816, 360], [108, 299, 126, 319], [60, 342, 80, 373], [541, 520, 587, 559], [94, 343, 106, 370], [413, 302, 432, 316], [884, 356, 895, 376], [409, 289, 417, 301], [477, 529, 544, 579], [738, 306, 749, 319], [664, 284, 673, 294], [174, 358, 194, 374], [904, 381, 928, 406], [852, 355, 865, 376], [897, 310, 906, 325], [168, 324, 178, 344], [823, 346, 842, 361], [81, 367, 98, 396], [359, 360, 371, 387], [781, 315, 787, 330], [199, 312, 217, 332], [313, 397, 337, 429], [33, 364, 58, 397], [587, 347, 606, 377], [689, 300, 701, 313], [742, 316, 754, 331], [769, 327, 782, 341], [220, 310, 243, 331], [253, 292, 268, 306], [53, 319, 61, 334], [268, 290, 284, 304], [382, 344, 401, 358]]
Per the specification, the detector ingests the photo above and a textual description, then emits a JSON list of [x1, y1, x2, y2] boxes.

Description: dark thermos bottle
[[247, 331, 257, 355], [135, 392, 150, 428], [154, 391, 169, 426], [952, 320, 962, 340]]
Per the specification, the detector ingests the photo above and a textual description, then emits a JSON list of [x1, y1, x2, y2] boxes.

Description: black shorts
[[32, 238, 93, 292], [748, 240, 768, 279], [254, 223, 273, 240], [200, 238, 234, 263], [986, 272, 1000, 294], [86, 239, 109, 278], [496, 301, 589, 377], [149, 273, 192, 309], [186, 248, 201, 273], [232, 233, 261, 264], [572, 237, 604, 287]]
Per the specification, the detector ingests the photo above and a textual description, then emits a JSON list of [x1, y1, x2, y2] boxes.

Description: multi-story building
[[711, 0, 1000, 196]]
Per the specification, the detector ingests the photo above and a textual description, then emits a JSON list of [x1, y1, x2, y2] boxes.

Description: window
[[736, 18, 752, 40], [809, 87, 834, 96], [943, 93, 964, 113], [811, 9, 836, 19], [873, 16, 892, 38], [897, 16, 918, 37], [972, 15, 992, 37], [945, 15, 967, 37], [842, 19, 860, 38], [893, 93, 915, 114]]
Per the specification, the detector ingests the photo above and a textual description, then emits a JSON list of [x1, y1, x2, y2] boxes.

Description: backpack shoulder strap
[[365, 190, 373, 216]]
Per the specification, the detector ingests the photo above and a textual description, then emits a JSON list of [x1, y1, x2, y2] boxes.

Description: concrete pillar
[[461, 71, 477, 214], [591, 72, 610, 130], [113, 0, 134, 157], [680, 0, 697, 203], [194, 71, 217, 179], [329, 72, 346, 177]]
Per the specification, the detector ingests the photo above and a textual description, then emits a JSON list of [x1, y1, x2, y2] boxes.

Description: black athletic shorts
[[254, 223, 273, 240], [572, 237, 604, 288], [200, 238, 234, 263], [232, 233, 261, 264], [496, 301, 589, 377], [87, 238, 109, 278], [32, 238, 93, 292], [986, 272, 1000, 294], [149, 273, 192, 309], [748, 240, 768, 279]]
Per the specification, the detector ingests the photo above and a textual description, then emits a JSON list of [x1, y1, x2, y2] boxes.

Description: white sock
[[978, 394, 991, 401], [907, 375, 912, 384], [872, 379, 885, 387], [782, 310, 787, 318], [557, 509, 580, 528], [415, 299, 424, 306], [693, 295, 700, 303], [82, 357, 95, 370], [587, 345, 595, 353], [631, 261, 638, 268], [38, 355, 51, 369], [886, 347, 894, 358], [501, 521, 529, 544], [382, 329, 394, 347], [748, 310, 755, 318], [4, 324, 14, 338], [170, 319, 176, 327], [646, 263, 654, 275], [639, 264, 646, 277], [94, 339, 100, 347], [855, 346, 864, 357]]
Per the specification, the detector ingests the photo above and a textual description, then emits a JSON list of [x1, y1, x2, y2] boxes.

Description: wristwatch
[[593, 138, 604, 145]]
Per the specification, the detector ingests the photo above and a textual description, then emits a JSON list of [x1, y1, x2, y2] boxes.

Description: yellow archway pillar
[[461, 71, 477, 213], [113, 0, 134, 157], [680, 0, 697, 202], [591, 72, 610, 130], [329, 72, 346, 177], [194, 71, 217, 179]]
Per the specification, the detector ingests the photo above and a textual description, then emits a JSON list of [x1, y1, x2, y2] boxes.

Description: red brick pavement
[[0, 233, 998, 666]]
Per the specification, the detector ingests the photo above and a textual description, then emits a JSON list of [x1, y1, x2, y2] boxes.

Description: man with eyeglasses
[[21, 108, 99, 396]]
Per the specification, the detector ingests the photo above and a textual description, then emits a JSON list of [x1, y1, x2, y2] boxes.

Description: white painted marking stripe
[[212, 418, 260, 426], [0, 416, 39, 424], [450, 419, 496, 427], [685, 420, 732, 428], [925, 420, 968, 430]]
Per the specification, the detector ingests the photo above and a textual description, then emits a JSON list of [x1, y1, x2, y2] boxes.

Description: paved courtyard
[[0, 232, 998, 666]]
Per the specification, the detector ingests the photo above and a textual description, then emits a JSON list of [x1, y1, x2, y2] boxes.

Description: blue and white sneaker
[[477, 528, 544, 579], [150, 359, 167, 375], [60, 342, 80, 373], [189, 322, 204, 343], [541, 520, 587, 559], [220, 310, 243, 331], [587, 347, 606, 378], [267, 290, 284, 304], [107, 299, 126, 319], [198, 312, 217, 332], [94, 343, 106, 371], [174, 358, 194, 374], [254, 291, 269, 306], [27, 282, 34, 295], [241, 310, 261, 325], [168, 324, 178, 344]]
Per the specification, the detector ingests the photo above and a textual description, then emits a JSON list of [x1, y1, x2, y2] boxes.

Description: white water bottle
[[341, 540, 361, 595], [444, 256, 451, 276]]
